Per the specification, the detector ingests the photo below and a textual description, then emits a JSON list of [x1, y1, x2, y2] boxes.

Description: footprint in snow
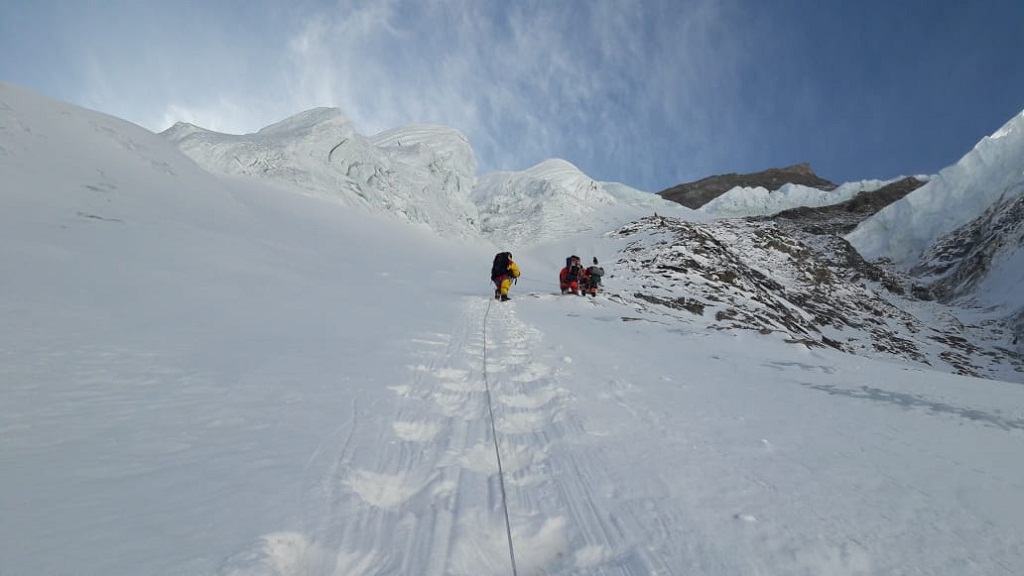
[[392, 420, 441, 442]]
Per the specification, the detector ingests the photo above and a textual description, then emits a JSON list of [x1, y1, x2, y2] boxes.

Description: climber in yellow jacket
[[490, 251, 521, 301]]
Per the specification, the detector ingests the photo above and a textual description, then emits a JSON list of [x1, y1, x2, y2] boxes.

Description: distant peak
[[785, 162, 816, 176], [658, 163, 836, 209], [524, 158, 586, 180], [256, 107, 351, 136], [159, 121, 212, 142]]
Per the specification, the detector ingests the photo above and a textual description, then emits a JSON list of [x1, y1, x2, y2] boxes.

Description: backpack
[[566, 264, 581, 282], [491, 252, 512, 280]]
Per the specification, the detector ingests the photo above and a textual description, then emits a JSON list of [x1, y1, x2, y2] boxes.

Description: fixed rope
[[482, 296, 519, 576]]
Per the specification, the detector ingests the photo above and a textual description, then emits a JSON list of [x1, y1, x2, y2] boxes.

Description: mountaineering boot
[[495, 289, 501, 300], [500, 294, 510, 302]]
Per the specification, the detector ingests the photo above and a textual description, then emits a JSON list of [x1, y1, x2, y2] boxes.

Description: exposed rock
[[913, 190, 1024, 300], [609, 213, 1023, 382], [658, 163, 837, 209], [770, 176, 927, 235]]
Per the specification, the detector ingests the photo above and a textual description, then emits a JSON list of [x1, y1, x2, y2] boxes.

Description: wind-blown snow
[[3, 82, 1024, 575], [847, 109, 1024, 266], [699, 177, 906, 218]]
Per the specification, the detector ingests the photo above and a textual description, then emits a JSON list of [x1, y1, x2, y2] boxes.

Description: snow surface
[[847, 109, 1024, 267], [3, 82, 1024, 575]]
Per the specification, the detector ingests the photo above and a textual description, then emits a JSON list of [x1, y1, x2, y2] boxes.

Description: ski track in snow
[[217, 296, 705, 575], [211, 291, 1024, 575], [215, 298, 606, 574]]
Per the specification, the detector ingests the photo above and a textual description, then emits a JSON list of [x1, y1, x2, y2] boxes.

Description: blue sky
[[2, 0, 1022, 192]]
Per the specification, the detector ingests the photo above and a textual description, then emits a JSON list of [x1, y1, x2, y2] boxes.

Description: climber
[[491, 251, 521, 301], [559, 255, 584, 295]]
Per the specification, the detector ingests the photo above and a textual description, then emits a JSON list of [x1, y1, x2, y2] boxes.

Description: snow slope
[[3, 82, 1024, 575], [845, 109, 1024, 348], [847, 109, 1024, 266]]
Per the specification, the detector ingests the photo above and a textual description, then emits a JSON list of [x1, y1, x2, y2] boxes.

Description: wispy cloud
[[263, 0, 746, 189], [6, 0, 1021, 191], [44, 0, 746, 188]]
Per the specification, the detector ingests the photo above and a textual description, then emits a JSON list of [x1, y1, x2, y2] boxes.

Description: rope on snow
[[482, 296, 519, 576]]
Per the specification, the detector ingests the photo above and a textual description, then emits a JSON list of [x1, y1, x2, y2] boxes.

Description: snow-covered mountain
[[847, 110, 1024, 267], [847, 110, 1024, 348], [163, 112, 690, 245], [912, 190, 1024, 340], [657, 162, 839, 209], [698, 177, 909, 218], [608, 212, 1022, 381], [4, 81, 1024, 575], [163, 110, 483, 239], [471, 158, 694, 247], [646, 108, 1024, 358]]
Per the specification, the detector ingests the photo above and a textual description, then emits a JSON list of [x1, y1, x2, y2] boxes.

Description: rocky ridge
[[605, 210, 1022, 383], [911, 184, 1024, 346], [657, 163, 837, 209], [770, 176, 927, 236]]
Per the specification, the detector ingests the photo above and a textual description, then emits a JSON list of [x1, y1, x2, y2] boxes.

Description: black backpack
[[491, 252, 511, 280]]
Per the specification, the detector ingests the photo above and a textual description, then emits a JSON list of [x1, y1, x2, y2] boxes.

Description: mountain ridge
[[4, 81, 1021, 375], [657, 162, 838, 209], [154, 94, 1024, 368]]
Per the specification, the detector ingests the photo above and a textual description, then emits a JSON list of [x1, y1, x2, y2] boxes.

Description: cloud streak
[[4, 0, 1021, 191], [264, 0, 746, 190]]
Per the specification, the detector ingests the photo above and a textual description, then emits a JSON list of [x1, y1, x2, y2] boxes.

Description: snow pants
[[494, 276, 512, 297]]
